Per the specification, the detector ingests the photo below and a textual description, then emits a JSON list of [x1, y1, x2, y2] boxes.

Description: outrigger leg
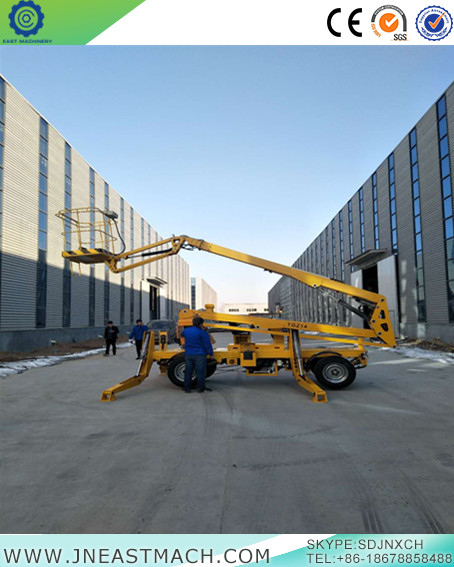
[[101, 332, 155, 401], [291, 330, 328, 403]]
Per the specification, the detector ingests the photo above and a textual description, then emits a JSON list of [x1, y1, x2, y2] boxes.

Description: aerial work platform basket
[[56, 207, 121, 266]]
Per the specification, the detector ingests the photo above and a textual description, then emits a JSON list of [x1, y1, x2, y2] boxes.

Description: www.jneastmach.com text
[[2, 547, 271, 565]]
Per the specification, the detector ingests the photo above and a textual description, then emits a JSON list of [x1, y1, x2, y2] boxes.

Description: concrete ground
[[1, 333, 453, 534]]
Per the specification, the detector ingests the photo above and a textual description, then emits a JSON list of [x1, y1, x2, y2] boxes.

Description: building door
[[150, 285, 160, 320], [363, 265, 378, 293]]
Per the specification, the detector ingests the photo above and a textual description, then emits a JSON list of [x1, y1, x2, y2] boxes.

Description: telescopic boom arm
[[61, 228, 396, 348]]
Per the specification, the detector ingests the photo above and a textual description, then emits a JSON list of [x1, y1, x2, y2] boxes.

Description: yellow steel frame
[[100, 332, 156, 401], [100, 305, 371, 403]]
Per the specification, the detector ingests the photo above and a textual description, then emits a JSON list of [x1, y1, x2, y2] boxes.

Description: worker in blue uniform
[[182, 316, 214, 393], [129, 319, 149, 359]]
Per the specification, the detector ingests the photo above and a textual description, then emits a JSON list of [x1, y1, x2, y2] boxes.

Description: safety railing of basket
[[56, 207, 121, 255]]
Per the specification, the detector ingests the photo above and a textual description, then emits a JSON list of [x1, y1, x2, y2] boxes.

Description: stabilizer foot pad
[[100, 391, 116, 402]]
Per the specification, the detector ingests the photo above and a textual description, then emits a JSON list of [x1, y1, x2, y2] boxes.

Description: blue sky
[[0, 46, 453, 304]]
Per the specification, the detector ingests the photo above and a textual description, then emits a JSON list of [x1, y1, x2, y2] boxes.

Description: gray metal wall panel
[[268, 279, 283, 315], [70, 151, 90, 327], [134, 211, 142, 322], [107, 189, 122, 324], [351, 191, 361, 260], [341, 204, 351, 285], [333, 214, 340, 282], [1, 85, 38, 329], [363, 177, 374, 251], [418, 106, 448, 325], [376, 161, 391, 252], [46, 124, 65, 329], [324, 226, 331, 280], [447, 83, 454, 201], [94, 171, 105, 327], [330, 215, 340, 323], [394, 135, 416, 327]]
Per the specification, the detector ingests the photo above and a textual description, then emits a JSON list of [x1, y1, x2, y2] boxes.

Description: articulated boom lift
[[57, 207, 396, 403]]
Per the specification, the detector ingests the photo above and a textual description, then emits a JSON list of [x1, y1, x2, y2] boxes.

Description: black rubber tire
[[308, 358, 319, 372], [167, 354, 217, 388], [206, 359, 218, 378], [313, 356, 356, 390]]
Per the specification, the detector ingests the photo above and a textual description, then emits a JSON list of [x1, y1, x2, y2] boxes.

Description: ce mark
[[327, 8, 362, 37]]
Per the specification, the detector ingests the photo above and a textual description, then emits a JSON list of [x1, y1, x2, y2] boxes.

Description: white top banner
[[89, 1, 454, 45]]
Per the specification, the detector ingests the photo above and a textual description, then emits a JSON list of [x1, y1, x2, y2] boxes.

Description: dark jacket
[[129, 324, 148, 341], [182, 326, 214, 356], [104, 325, 119, 341]]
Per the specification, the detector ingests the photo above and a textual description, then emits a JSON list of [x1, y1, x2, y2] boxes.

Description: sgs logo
[[371, 5, 408, 41]]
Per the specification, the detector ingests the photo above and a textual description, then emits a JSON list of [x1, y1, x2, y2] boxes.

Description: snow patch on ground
[[0, 342, 132, 378], [396, 346, 454, 365]]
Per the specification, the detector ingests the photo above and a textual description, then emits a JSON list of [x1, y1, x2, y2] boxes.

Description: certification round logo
[[416, 6, 452, 41], [371, 5, 407, 41], [8, 0, 44, 37]]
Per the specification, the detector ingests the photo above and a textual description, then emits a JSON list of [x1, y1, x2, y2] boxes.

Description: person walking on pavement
[[104, 320, 119, 356], [182, 316, 214, 393], [129, 319, 148, 359]]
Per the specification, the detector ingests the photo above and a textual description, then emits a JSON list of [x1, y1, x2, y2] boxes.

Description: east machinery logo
[[9, 0, 43, 35], [371, 5, 408, 41], [3, 0, 52, 44]]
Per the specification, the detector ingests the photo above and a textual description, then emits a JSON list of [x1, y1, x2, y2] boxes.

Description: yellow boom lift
[[57, 207, 396, 403]]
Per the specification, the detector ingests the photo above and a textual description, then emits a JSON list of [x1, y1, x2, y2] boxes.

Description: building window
[[348, 200, 354, 265], [309, 245, 314, 320], [331, 219, 337, 279], [191, 280, 196, 309], [388, 156, 397, 253], [120, 198, 125, 324], [338, 210, 346, 322], [228, 308, 239, 312], [359, 188, 365, 253], [104, 182, 110, 324], [409, 128, 426, 322], [89, 168, 95, 246], [140, 218, 144, 318], [130, 207, 134, 323], [437, 96, 454, 321], [315, 238, 319, 272], [148, 225, 151, 278], [141, 218, 145, 279], [88, 168, 95, 326], [88, 275, 95, 326], [339, 211, 345, 281], [372, 172, 380, 249], [120, 279, 125, 325], [36, 117, 48, 328], [0, 76, 5, 316], [325, 226, 330, 278], [62, 142, 72, 327]]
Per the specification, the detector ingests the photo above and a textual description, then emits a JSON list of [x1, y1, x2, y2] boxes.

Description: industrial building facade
[[191, 277, 218, 310], [269, 82, 454, 344], [0, 75, 190, 351]]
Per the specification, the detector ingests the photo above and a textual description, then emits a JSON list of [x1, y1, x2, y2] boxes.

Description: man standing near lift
[[129, 319, 148, 359], [182, 316, 214, 393]]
